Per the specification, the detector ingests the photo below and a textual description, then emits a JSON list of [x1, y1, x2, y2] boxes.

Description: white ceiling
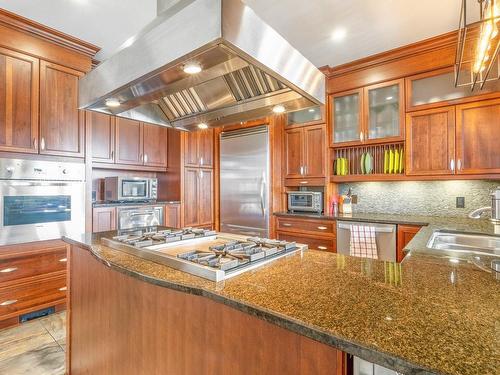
[[0, 0, 466, 67]]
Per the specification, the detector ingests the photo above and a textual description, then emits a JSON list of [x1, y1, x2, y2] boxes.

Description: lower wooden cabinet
[[164, 203, 181, 228], [92, 206, 117, 233], [277, 232, 336, 252], [0, 240, 67, 329], [397, 225, 422, 262], [275, 216, 336, 252]]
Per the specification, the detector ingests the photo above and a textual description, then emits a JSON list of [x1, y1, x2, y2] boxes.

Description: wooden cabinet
[[0, 47, 39, 154], [406, 106, 455, 176], [184, 129, 214, 168], [92, 207, 116, 233], [0, 240, 67, 329], [330, 80, 404, 146], [183, 168, 213, 227], [143, 123, 168, 167], [89, 112, 115, 163], [40, 61, 84, 157], [406, 99, 500, 177], [455, 99, 500, 175], [286, 105, 324, 127], [115, 117, 143, 166], [275, 216, 336, 253], [285, 124, 326, 182], [164, 203, 181, 229], [397, 225, 422, 262]]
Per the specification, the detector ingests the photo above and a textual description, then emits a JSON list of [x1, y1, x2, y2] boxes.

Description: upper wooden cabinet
[[0, 48, 39, 154], [330, 80, 404, 146], [285, 124, 326, 180], [406, 107, 455, 176], [143, 123, 167, 167], [455, 99, 500, 175], [286, 105, 324, 128], [184, 129, 214, 168], [406, 99, 500, 176], [40, 61, 84, 157], [89, 112, 115, 163], [115, 117, 143, 166]]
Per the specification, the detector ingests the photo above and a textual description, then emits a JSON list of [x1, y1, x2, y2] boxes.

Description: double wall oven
[[0, 158, 85, 246]]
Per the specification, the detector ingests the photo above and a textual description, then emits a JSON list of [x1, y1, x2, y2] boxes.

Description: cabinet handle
[[282, 223, 292, 227], [200, 157, 203, 166], [299, 181, 309, 184], [317, 226, 327, 230], [0, 300, 17, 306], [317, 246, 327, 250], [450, 159, 455, 172], [33, 138, 37, 150], [59, 258, 67, 263], [144, 154, 148, 164], [457, 159, 462, 171], [199, 170, 203, 179], [0, 267, 18, 273], [40, 137, 45, 151], [111, 150, 114, 159], [59, 286, 67, 291], [360, 132, 364, 142]]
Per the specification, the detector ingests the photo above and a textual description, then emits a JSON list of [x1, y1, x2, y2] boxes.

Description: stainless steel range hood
[[78, 0, 325, 130]]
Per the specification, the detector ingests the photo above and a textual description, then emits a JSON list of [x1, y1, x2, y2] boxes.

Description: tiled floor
[[0, 312, 66, 375]]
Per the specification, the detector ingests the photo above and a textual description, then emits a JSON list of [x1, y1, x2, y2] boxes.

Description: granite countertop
[[93, 200, 180, 208], [64, 217, 500, 375]]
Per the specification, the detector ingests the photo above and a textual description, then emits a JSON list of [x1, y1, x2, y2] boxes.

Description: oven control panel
[[0, 158, 85, 181]]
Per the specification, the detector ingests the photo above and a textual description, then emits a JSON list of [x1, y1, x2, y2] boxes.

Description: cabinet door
[[0, 48, 39, 153], [143, 124, 167, 167], [198, 129, 214, 168], [397, 225, 421, 262], [406, 107, 455, 176], [89, 111, 115, 163], [330, 89, 363, 145], [184, 131, 199, 167], [198, 168, 214, 226], [115, 118, 143, 165], [364, 79, 404, 142], [164, 203, 181, 229], [456, 99, 500, 174], [285, 128, 304, 178], [40, 61, 84, 157], [183, 168, 199, 226], [92, 207, 116, 233], [303, 125, 325, 178]]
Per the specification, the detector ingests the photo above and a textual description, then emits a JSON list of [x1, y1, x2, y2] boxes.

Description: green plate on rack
[[364, 152, 373, 174]]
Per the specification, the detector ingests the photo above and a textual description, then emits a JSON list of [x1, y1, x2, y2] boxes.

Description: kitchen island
[[64, 219, 499, 375]]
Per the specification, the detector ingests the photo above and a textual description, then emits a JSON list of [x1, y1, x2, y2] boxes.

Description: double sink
[[427, 230, 500, 275]]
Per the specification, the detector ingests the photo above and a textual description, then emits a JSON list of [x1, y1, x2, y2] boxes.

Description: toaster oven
[[287, 191, 323, 213]]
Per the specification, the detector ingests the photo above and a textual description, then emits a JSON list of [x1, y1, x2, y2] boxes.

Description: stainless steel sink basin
[[427, 230, 500, 256]]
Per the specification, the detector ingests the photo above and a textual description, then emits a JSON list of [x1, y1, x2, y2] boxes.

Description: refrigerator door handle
[[260, 173, 266, 217]]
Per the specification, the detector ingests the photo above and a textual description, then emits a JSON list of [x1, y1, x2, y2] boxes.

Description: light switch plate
[[456, 197, 465, 208]]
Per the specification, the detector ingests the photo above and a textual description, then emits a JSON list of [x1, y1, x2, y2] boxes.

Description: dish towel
[[349, 224, 378, 259]]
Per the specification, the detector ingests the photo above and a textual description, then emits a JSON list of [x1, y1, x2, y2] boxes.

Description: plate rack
[[331, 141, 405, 180]]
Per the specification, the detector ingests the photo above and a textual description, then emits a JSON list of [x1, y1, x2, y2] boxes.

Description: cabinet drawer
[[284, 177, 326, 187], [277, 232, 336, 252], [0, 275, 66, 320], [276, 217, 335, 237], [0, 247, 67, 286]]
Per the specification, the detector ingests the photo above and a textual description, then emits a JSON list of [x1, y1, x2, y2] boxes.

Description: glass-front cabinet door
[[330, 89, 363, 145], [365, 79, 404, 141]]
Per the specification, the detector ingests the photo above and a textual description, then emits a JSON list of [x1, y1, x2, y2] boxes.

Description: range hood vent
[[79, 0, 325, 130]]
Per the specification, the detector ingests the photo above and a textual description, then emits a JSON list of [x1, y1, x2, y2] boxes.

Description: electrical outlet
[[351, 195, 358, 204], [456, 197, 465, 208]]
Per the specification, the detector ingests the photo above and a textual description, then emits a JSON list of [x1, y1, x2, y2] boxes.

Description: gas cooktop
[[101, 228, 303, 281]]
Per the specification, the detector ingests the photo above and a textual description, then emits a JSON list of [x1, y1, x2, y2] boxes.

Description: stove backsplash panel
[[339, 180, 499, 218]]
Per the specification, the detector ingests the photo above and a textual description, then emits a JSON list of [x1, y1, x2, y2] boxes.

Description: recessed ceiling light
[[386, 96, 394, 101], [331, 27, 347, 42], [272, 105, 286, 114], [197, 123, 208, 129], [183, 63, 202, 74], [122, 36, 135, 49], [105, 98, 120, 107]]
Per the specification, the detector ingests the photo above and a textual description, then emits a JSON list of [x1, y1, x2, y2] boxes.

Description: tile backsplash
[[339, 180, 499, 218]]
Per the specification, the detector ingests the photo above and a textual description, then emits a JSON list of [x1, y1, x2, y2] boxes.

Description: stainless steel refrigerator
[[220, 126, 269, 238]]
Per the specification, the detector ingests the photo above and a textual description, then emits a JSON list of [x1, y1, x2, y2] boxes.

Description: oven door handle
[[129, 211, 156, 217]]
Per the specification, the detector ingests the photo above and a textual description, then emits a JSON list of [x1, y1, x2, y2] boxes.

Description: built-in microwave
[[287, 191, 323, 213], [104, 177, 158, 202]]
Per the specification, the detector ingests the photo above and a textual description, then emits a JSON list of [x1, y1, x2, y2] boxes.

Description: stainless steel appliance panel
[[117, 205, 164, 230], [336, 221, 397, 262], [104, 177, 158, 202], [0, 181, 85, 246], [0, 158, 85, 181], [220, 126, 269, 238]]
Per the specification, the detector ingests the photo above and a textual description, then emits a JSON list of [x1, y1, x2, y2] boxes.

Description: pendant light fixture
[[455, 0, 500, 90]]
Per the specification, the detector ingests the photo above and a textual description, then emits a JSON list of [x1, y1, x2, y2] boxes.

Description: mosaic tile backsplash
[[339, 180, 499, 218]]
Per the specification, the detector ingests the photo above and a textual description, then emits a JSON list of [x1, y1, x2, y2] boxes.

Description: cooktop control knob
[[62, 169, 68, 174], [6, 167, 14, 173]]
